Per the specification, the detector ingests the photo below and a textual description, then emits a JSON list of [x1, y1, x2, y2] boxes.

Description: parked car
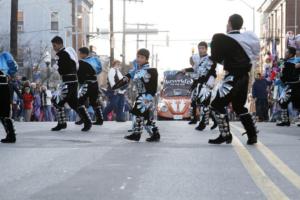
[[157, 70, 195, 120]]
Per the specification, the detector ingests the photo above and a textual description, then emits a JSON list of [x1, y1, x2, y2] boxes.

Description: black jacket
[[210, 33, 251, 75]]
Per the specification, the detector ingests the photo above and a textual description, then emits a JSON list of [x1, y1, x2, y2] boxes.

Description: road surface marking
[[232, 124, 300, 191], [231, 132, 289, 199]]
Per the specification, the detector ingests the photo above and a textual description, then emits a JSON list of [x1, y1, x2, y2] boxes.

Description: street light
[[226, 0, 255, 33]]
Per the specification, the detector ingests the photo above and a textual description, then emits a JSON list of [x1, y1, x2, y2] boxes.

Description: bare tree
[[20, 41, 50, 81]]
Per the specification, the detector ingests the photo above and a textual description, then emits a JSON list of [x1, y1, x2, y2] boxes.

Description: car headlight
[[158, 102, 168, 112]]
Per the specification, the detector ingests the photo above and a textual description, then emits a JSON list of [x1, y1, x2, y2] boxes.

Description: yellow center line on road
[[231, 124, 300, 191], [230, 131, 289, 199]]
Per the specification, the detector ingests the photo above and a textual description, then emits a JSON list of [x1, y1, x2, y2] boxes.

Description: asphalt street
[[0, 121, 300, 200]]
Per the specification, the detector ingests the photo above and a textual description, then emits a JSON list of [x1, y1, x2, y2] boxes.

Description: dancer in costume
[[51, 36, 92, 132], [113, 49, 160, 142], [208, 14, 260, 145], [0, 50, 18, 143], [75, 47, 104, 126], [276, 46, 300, 127], [182, 42, 218, 131]]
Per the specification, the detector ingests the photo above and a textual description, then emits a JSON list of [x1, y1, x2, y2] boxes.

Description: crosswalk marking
[[232, 124, 300, 191], [231, 131, 289, 199]]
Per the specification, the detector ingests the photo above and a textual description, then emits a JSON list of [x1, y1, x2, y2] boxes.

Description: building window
[[17, 11, 24, 32], [51, 12, 59, 31]]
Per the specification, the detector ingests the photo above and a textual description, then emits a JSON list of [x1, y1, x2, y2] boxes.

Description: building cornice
[[258, 0, 282, 13]]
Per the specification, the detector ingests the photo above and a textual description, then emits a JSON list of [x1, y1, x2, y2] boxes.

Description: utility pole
[[10, 0, 18, 58], [122, 0, 143, 67], [127, 23, 155, 51], [110, 0, 114, 65]]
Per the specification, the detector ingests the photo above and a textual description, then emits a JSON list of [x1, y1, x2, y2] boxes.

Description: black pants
[[131, 95, 152, 121], [0, 84, 11, 118], [279, 84, 300, 110], [52, 82, 78, 110], [255, 98, 269, 121], [211, 74, 249, 115], [51, 82, 79, 125], [78, 82, 101, 108], [210, 73, 257, 138], [130, 94, 158, 135]]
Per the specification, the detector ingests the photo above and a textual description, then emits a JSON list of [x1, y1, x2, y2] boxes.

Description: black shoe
[[298, 124, 300, 127], [208, 134, 232, 144], [124, 133, 141, 141], [75, 119, 83, 125], [146, 132, 160, 142], [1, 137, 16, 143], [93, 120, 103, 125], [210, 123, 218, 130], [188, 120, 197, 125], [51, 123, 67, 131], [247, 135, 257, 145], [128, 129, 133, 132], [78, 106, 92, 132], [195, 121, 206, 131], [276, 121, 290, 126], [82, 123, 92, 132], [93, 106, 104, 125], [81, 123, 92, 132], [1, 118, 16, 143]]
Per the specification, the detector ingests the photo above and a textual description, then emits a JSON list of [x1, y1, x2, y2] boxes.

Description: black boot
[[208, 134, 232, 144], [124, 133, 141, 141], [188, 102, 197, 124], [240, 113, 258, 145], [208, 113, 232, 144], [93, 106, 103, 125], [188, 119, 197, 124], [146, 130, 160, 142], [75, 119, 83, 125], [124, 117, 142, 142], [1, 118, 16, 143], [52, 107, 67, 131], [276, 109, 290, 127], [51, 123, 67, 131], [195, 120, 206, 131], [195, 107, 209, 131], [78, 106, 92, 132], [145, 121, 160, 142], [210, 111, 218, 130], [276, 121, 290, 126]]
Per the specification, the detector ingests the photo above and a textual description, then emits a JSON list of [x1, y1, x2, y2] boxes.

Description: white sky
[[91, 0, 265, 73]]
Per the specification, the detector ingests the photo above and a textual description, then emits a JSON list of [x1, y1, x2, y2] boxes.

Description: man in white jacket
[[103, 60, 126, 121], [41, 86, 53, 121]]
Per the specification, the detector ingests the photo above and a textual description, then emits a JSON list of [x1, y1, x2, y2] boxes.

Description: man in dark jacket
[[252, 73, 271, 122]]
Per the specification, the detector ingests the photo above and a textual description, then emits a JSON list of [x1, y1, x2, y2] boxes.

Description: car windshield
[[162, 87, 190, 97]]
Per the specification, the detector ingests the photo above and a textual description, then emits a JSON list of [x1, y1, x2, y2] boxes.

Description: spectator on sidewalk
[[31, 83, 41, 121], [103, 60, 126, 122], [22, 86, 34, 122], [41, 85, 53, 121], [252, 73, 271, 122]]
